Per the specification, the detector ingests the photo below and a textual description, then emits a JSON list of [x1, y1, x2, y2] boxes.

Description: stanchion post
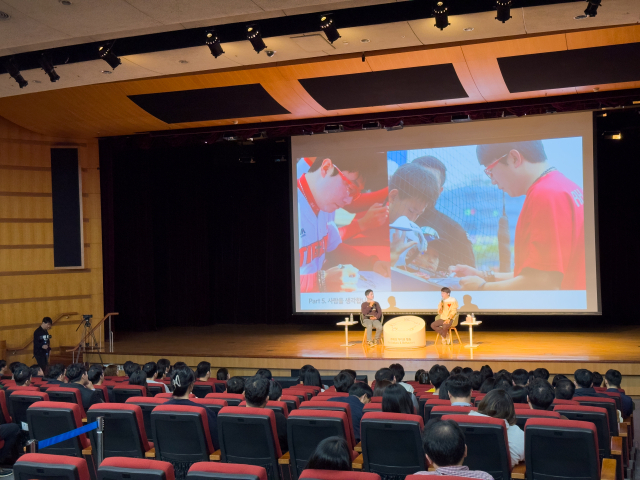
[[96, 416, 104, 466], [26, 439, 37, 453]]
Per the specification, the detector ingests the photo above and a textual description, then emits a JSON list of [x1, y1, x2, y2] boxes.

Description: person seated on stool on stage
[[244, 375, 288, 454], [361, 289, 382, 347], [327, 382, 373, 443], [448, 374, 472, 406], [430, 287, 459, 344]]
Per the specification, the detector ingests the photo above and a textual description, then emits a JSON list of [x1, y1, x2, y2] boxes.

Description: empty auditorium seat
[[147, 384, 165, 397], [192, 382, 215, 398], [204, 393, 244, 406], [280, 390, 305, 404], [87, 404, 154, 458], [238, 401, 288, 418], [280, 395, 301, 413], [0, 390, 11, 424], [187, 462, 267, 480], [93, 384, 111, 403], [359, 412, 425, 477], [442, 414, 511, 480], [300, 471, 381, 480], [13, 453, 91, 480], [8, 390, 49, 429], [27, 401, 90, 457], [114, 385, 148, 403], [514, 409, 561, 429], [429, 405, 475, 422], [217, 406, 284, 480], [126, 397, 169, 437], [46, 387, 87, 417], [98, 457, 175, 480]]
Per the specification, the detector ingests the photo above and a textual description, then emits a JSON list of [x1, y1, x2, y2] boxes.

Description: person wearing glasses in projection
[[450, 140, 585, 291], [297, 156, 390, 292]]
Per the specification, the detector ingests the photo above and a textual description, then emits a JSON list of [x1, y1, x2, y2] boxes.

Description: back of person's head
[[157, 359, 170, 378], [124, 362, 140, 378], [480, 378, 496, 393], [415, 369, 426, 382], [339, 369, 357, 381], [227, 376, 245, 394], [9, 362, 21, 374], [373, 379, 393, 398], [303, 367, 323, 388], [478, 389, 516, 426], [244, 375, 270, 407], [143, 362, 158, 380], [88, 365, 103, 385], [419, 372, 430, 385], [375, 368, 395, 383], [527, 379, 555, 410], [494, 379, 512, 392], [512, 369, 530, 386], [256, 368, 272, 380], [447, 374, 472, 401], [14, 365, 31, 385], [450, 366, 463, 376], [348, 382, 373, 400], [438, 379, 451, 400], [173, 362, 187, 370], [574, 369, 593, 388], [552, 374, 567, 388], [389, 364, 406, 382], [429, 365, 450, 389], [533, 368, 550, 381], [129, 370, 148, 387], [269, 380, 283, 401], [480, 365, 493, 382], [507, 385, 528, 404], [30, 365, 43, 378], [217, 368, 229, 380], [592, 372, 603, 387], [605, 369, 622, 388], [104, 365, 118, 377], [305, 436, 352, 471], [555, 379, 575, 400], [66, 363, 86, 383], [47, 363, 66, 381], [470, 371, 483, 391], [334, 372, 355, 393], [196, 361, 211, 379], [382, 384, 414, 414], [298, 365, 312, 382], [422, 419, 466, 467], [171, 366, 195, 397], [494, 371, 513, 385], [461, 367, 473, 378]]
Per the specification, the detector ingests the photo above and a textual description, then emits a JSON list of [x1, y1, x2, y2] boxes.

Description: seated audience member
[[30, 365, 44, 378], [166, 366, 219, 449], [46, 363, 67, 384], [414, 419, 494, 479], [143, 362, 170, 393], [604, 369, 635, 418], [339, 369, 357, 382], [327, 382, 373, 442], [217, 368, 230, 381], [494, 379, 512, 392], [507, 386, 528, 404], [103, 365, 118, 377], [244, 375, 288, 453], [173, 362, 187, 371], [373, 380, 393, 398], [527, 379, 555, 410], [470, 389, 524, 467], [462, 368, 474, 378], [555, 379, 575, 400], [269, 381, 283, 401], [298, 365, 312, 383], [156, 359, 171, 379], [226, 376, 245, 394], [87, 365, 104, 389], [551, 374, 567, 388], [334, 372, 355, 393], [429, 365, 450, 396], [418, 371, 431, 385], [14, 365, 31, 387], [470, 371, 483, 391], [303, 367, 326, 391], [438, 379, 453, 401], [129, 370, 150, 395], [415, 369, 427, 382], [480, 365, 493, 382], [8, 362, 21, 377], [0, 421, 20, 476], [447, 374, 472, 406], [382, 384, 414, 414], [533, 368, 550, 381], [0, 360, 6, 377], [479, 378, 496, 394], [124, 362, 140, 378], [573, 369, 610, 398], [592, 372, 603, 387], [390, 363, 414, 394], [305, 436, 352, 471], [256, 368, 272, 380], [196, 362, 211, 382], [511, 369, 530, 387], [64, 363, 103, 410], [494, 371, 513, 386], [450, 367, 463, 376]]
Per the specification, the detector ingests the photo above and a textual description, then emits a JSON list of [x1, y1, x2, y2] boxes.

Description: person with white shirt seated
[[448, 374, 472, 406], [143, 361, 170, 393]]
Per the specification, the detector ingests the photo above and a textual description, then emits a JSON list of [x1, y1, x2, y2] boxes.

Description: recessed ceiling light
[[574, 14, 588, 19], [342, 41, 349, 45], [101, 70, 112, 74], [33, 80, 41, 84], [0, 11, 10, 20], [59, 0, 72, 4], [360, 38, 370, 43], [463, 27, 474, 31], [178, 60, 188, 64]]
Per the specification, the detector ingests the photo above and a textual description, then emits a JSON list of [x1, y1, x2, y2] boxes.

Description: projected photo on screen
[[292, 113, 598, 313]]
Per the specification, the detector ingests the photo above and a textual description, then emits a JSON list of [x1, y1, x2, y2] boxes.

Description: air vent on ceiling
[[0, 11, 10, 20]]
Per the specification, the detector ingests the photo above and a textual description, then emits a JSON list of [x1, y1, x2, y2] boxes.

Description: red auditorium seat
[[187, 462, 267, 480], [369, 396, 382, 403], [238, 400, 288, 418], [192, 382, 215, 398], [147, 384, 165, 397], [46, 387, 87, 417], [204, 393, 243, 406], [280, 395, 301, 413], [602, 391, 622, 412], [317, 391, 348, 397], [552, 399, 580, 407], [126, 396, 169, 436], [429, 405, 476, 422], [524, 418, 617, 480], [155, 393, 195, 399], [362, 403, 382, 412], [217, 406, 284, 480], [300, 470, 381, 480], [282, 388, 312, 401], [87, 404, 154, 458], [424, 399, 451, 421], [514, 409, 561, 429], [573, 397, 619, 435], [98, 457, 175, 480], [13, 453, 91, 480], [8, 390, 49, 428], [287, 409, 358, 479], [298, 401, 355, 446], [358, 412, 425, 476], [114, 384, 148, 403], [290, 385, 320, 395], [27, 401, 90, 458], [0, 390, 11, 424], [93, 384, 110, 402], [5, 385, 40, 397], [442, 414, 511, 480], [192, 398, 229, 416], [104, 376, 128, 383]]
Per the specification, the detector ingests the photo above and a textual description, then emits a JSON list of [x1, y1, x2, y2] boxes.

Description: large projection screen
[[291, 112, 598, 313]]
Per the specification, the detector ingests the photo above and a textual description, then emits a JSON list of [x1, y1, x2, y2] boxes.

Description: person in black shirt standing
[[33, 317, 53, 372]]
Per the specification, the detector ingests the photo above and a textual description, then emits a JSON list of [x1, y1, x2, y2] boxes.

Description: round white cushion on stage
[[383, 316, 426, 348]]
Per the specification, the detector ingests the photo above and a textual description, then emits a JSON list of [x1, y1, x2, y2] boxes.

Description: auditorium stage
[[89, 324, 640, 394]]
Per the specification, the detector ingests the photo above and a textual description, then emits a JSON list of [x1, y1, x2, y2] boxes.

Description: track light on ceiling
[[99, 42, 121, 70], [495, 0, 512, 22], [3, 59, 28, 88], [584, 0, 600, 17], [205, 29, 224, 58], [433, 1, 450, 30], [320, 14, 340, 43], [246, 24, 267, 53], [38, 54, 60, 82]]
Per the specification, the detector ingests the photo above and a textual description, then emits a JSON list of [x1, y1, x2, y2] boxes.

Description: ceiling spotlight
[[496, 0, 512, 22], [362, 121, 381, 130], [324, 124, 344, 133], [584, 0, 600, 17], [433, 1, 450, 30], [602, 131, 622, 140], [385, 120, 404, 131], [246, 24, 266, 53], [205, 29, 224, 58], [99, 42, 121, 69], [223, 132, 238, 141], [38, 54, 60, 82], [3, 59, 28, 88], [320, 14, 340, 43], [451, 114, 471, 123]]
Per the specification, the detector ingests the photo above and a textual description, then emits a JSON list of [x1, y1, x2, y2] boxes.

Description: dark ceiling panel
[[499, 43, 640, 93], [128, 84, 290, 123], [299, 64, 468, 110]]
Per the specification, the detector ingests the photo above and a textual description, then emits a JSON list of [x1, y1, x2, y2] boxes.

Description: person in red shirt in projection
[[450, 140, 585, 291]]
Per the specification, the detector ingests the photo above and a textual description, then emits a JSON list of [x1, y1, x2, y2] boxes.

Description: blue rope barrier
[[38, 421, 99, 449]]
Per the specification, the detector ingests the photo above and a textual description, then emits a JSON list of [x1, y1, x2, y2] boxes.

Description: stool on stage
[[383, 316, 425, 348]]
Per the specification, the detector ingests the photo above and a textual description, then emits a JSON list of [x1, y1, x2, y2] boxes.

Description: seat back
[[8, 391, 49, 428], [238, 401, 289, 419], [287, 409, 355, 480], [524, 418, 600, 480], [187, 462, 268, 480], [192, 382, 214, 398], [514, 409, 561, 430], [282, 388, 312, 401], [217, 407, 282, 480], [429, 406, 475, 422], [298, 401, 355, 446], [98, 457, 175, 480], [360, 412, 425, 476], [602, 392, 622, 412], [553, 405, 611, 458], [290, 385, 320, 396], [317, 391, 349, 397], [151, 405, 215, 463], [204, 393, 244, 406], [6, 385, 40, 397], [93, 385, 110, 402], [370, 397, 382, 403], [147, 384, 165, 397], [88, 404, 151, 458], [424, 399, 451, 422], [126, 397, 169, 435], [114, 385, 148, 403], [47, 387, 86, 417], [27, 401, 90, 457], [442, 414, 511, 480], [192, 398, 229, 416], [300, 471, 381, 480], [0, 390, 11, 424], [573, 397, 618, 435], [14, 453, 91, 480], [280, 395, 300, 413], [363, 403, 382, 413]]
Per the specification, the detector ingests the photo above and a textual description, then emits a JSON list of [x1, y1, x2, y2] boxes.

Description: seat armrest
[[618, 423, 628, 437], [82, 446, 92, 456], [82, 418, 87, 424], [610, 436, 623, 456], [511, 461, 526, 480], [352, 454, 363, 470], [210, 450, 221, 461], [145, 448, 156, 458], [278, 452, 290, 465], [601, 458, 617, 480], [355, 441, 362, 453]]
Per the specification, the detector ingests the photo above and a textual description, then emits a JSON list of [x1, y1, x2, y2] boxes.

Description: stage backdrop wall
[[0, 115, 104, 364], [100, 110, 639, 331]]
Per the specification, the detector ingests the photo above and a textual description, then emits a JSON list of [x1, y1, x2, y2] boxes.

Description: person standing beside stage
[[33, 317, 53, 372], [361, 289, 382, 347], [430, 287, 458, 344]]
